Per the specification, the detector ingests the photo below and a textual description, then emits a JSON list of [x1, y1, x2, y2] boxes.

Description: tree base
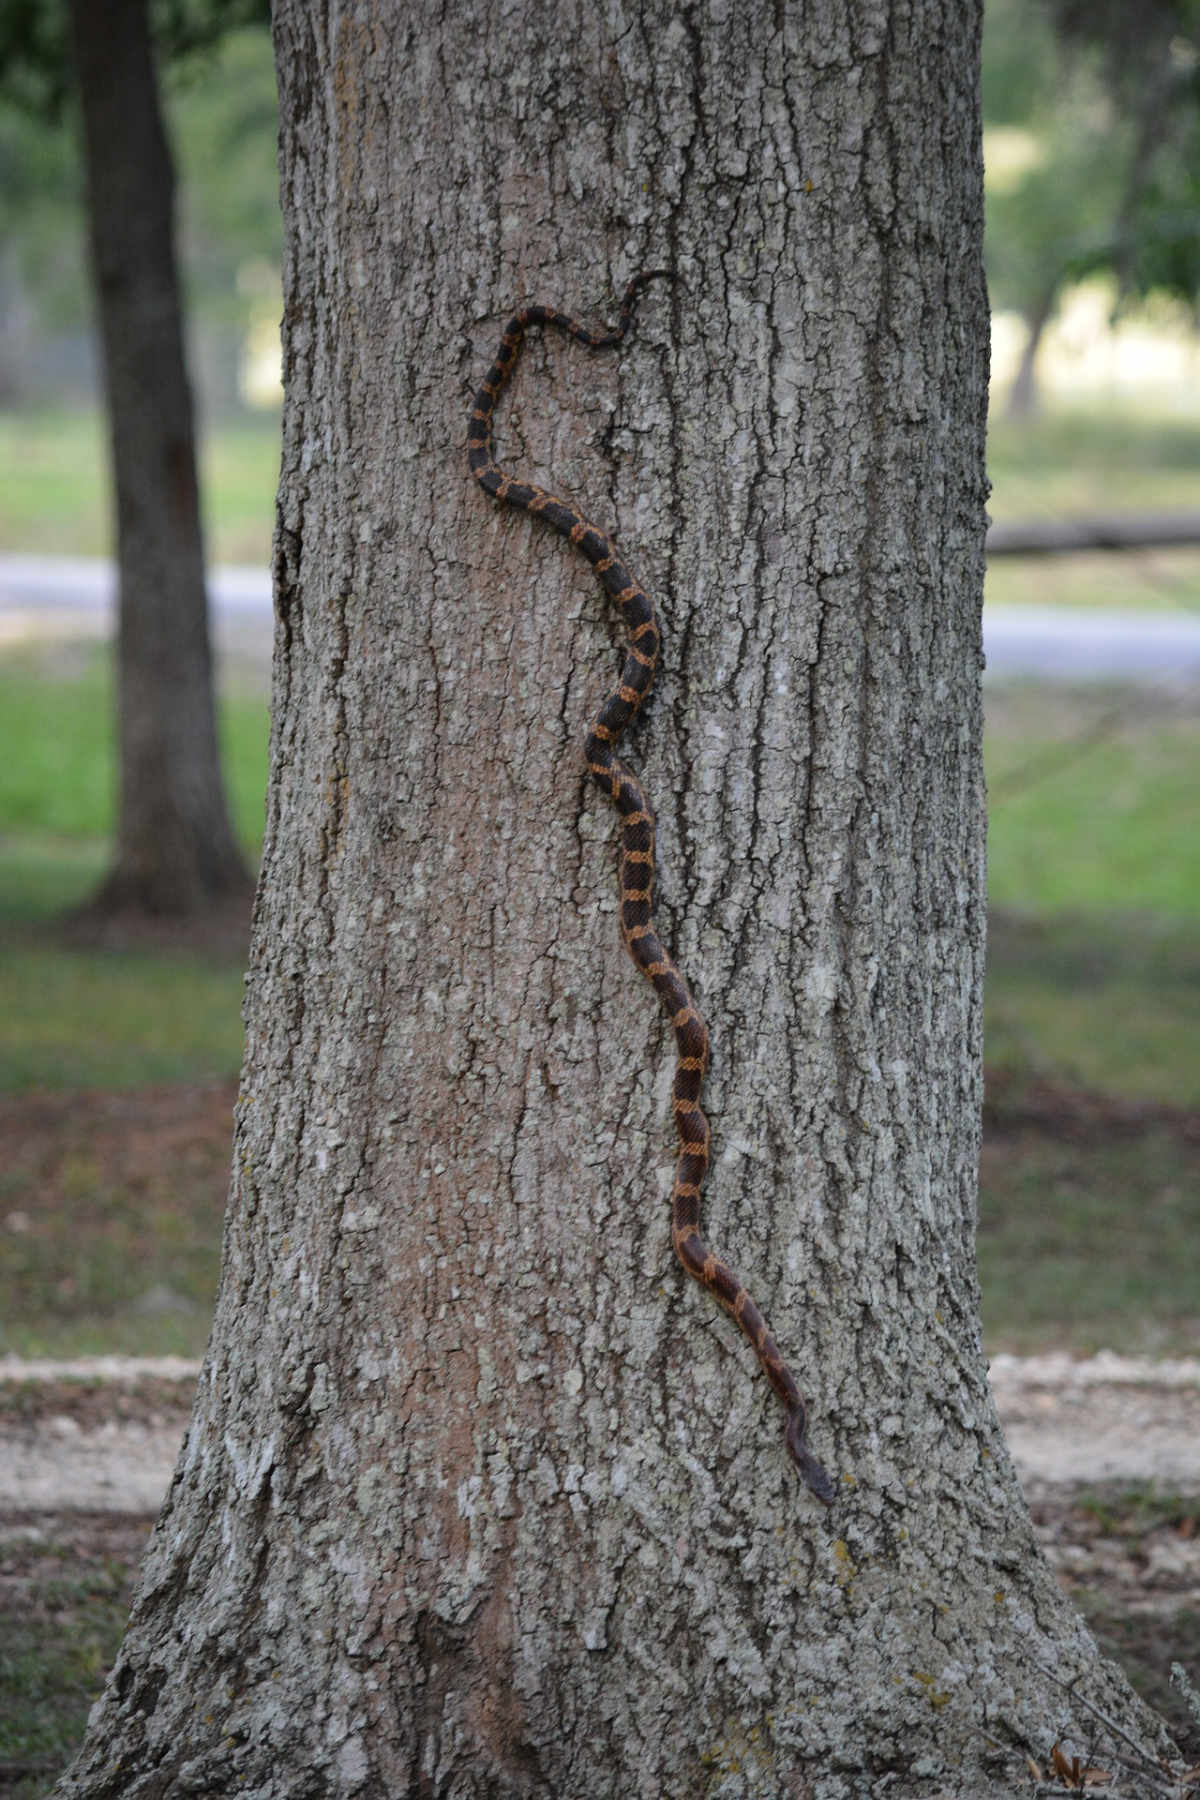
[[65, 872, 256, 956]]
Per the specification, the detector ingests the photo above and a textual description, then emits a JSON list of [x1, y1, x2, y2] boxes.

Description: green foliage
[[167, 25, 281, 316], [981, 0, 1060, 124], [0, 93, 85, 338], [0, 0, 70, 116], [0, 0, 269, 119], [0, 12, 279, 392], [983, 0, 1200, 325], [984, 111, 1127, 315]]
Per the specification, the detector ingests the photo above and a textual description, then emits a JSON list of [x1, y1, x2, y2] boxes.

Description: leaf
[[1051, 1744, 1079, 1785], [1044, 1743, 1113, 1789]]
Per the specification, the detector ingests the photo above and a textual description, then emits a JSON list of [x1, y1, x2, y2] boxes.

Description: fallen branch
[[987, 513, 1200, 557]]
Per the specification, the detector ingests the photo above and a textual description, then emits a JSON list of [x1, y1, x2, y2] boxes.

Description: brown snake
[[466, 273, 835, 1504]]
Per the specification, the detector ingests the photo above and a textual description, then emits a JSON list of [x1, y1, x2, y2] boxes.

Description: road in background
[[3, 553, 1200, 684]]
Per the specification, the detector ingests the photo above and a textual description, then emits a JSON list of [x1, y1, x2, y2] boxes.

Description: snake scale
[[466, 272, 835, 1505]]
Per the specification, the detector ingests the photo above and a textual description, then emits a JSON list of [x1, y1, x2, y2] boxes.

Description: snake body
[[466, 273, 834, 1505]]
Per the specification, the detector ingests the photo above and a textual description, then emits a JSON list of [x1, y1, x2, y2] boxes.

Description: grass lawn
[[0, 641, 1197, 1357], [985, 407, 1200, 523], [0, 408, 281, 569], [3, 399, 1200, 609], [0, 1517, 145, 1800]]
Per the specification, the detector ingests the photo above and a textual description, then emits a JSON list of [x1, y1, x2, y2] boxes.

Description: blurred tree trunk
[[1006, 282, 1058, 419], [55, 1, 1179, 1796], [70, 0, 251, 918]]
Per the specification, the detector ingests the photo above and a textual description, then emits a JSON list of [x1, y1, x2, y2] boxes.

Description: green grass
[[986, 407, 1200, 522], [0, 644, 267, 855], [3, 400, 1200, 610], [0, 1525, 144, 1800], [0, 651, 115, 839], [986, 911, 1199, 1108], [0, 407, 281, 566], [0, 946, 247, 1092], [986, 685, 1200, 919], [0, 647, 1196, 1353], [984, 406, 1200, 612], [0, 412, 109, 560], [978, 1123, 1198, 1353], [985, 544, 1200, 613], [0, 837, 109, 924], [0, 648, 263, 1091]]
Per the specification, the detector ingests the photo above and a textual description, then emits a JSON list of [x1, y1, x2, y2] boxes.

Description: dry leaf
[[1045, 1744, 1112, 1790]]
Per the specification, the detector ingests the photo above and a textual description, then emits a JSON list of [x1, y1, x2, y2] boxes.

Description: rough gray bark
[[70, 0, 251, 917], [56, 2, 1179, 1796]]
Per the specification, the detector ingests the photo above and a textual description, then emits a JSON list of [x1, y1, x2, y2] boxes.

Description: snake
[[466, 272, 835, 1506]]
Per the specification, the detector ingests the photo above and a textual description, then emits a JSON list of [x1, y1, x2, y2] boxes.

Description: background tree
[[55, 1, 1185, 1796], [983, 0, 1200, 414], [0, 0, 267, 917], [0, 11, 280, 409]]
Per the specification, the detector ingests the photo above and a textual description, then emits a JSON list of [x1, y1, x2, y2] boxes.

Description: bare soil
[[1, 1078, 1198, 1786], [1, 1360, 1199, 1788]]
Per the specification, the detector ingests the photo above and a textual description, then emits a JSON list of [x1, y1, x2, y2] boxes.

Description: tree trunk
[[1005, 282, 1058, 420], [70, 0, 251, 917], [56, 2, 1179, 1795]]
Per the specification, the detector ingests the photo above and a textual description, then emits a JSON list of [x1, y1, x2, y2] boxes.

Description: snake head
[[785, 1408, 837, 1506]]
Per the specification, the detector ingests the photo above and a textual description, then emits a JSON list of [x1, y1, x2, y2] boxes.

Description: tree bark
[[56, 2, 1179, 1795], [69, 0, 251, 917]]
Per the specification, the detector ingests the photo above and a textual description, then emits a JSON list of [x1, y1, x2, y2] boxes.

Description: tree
[[1051, 0, 1200, 314], [983, 0, 1200, 415], [0, 0, 267, 917], [55, 2, 1183, 1794], [69, 0, 254, 916], [0, 14, 281, 407]]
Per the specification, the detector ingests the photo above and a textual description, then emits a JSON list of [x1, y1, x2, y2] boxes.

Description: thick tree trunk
[[70, 0, 251, 917], [57, 2, 1178, 1795]]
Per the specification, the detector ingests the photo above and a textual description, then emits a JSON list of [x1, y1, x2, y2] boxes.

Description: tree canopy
[[0, 0, 278, 399], [983, 0, 1200, 321]]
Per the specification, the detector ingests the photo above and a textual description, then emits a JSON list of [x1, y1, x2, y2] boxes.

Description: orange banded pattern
[[466, 273, 834, 1505]]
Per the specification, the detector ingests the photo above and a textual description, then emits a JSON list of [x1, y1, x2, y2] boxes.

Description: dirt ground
[[1, 1082, 1198, 1783], [0, 1351, 1198, 1512], [1, 1352, 1198, 1779]]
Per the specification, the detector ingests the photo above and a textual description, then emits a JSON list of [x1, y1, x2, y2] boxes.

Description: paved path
[[4, 553, 1200, 684], [1, 1353, 1197, 1513]]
